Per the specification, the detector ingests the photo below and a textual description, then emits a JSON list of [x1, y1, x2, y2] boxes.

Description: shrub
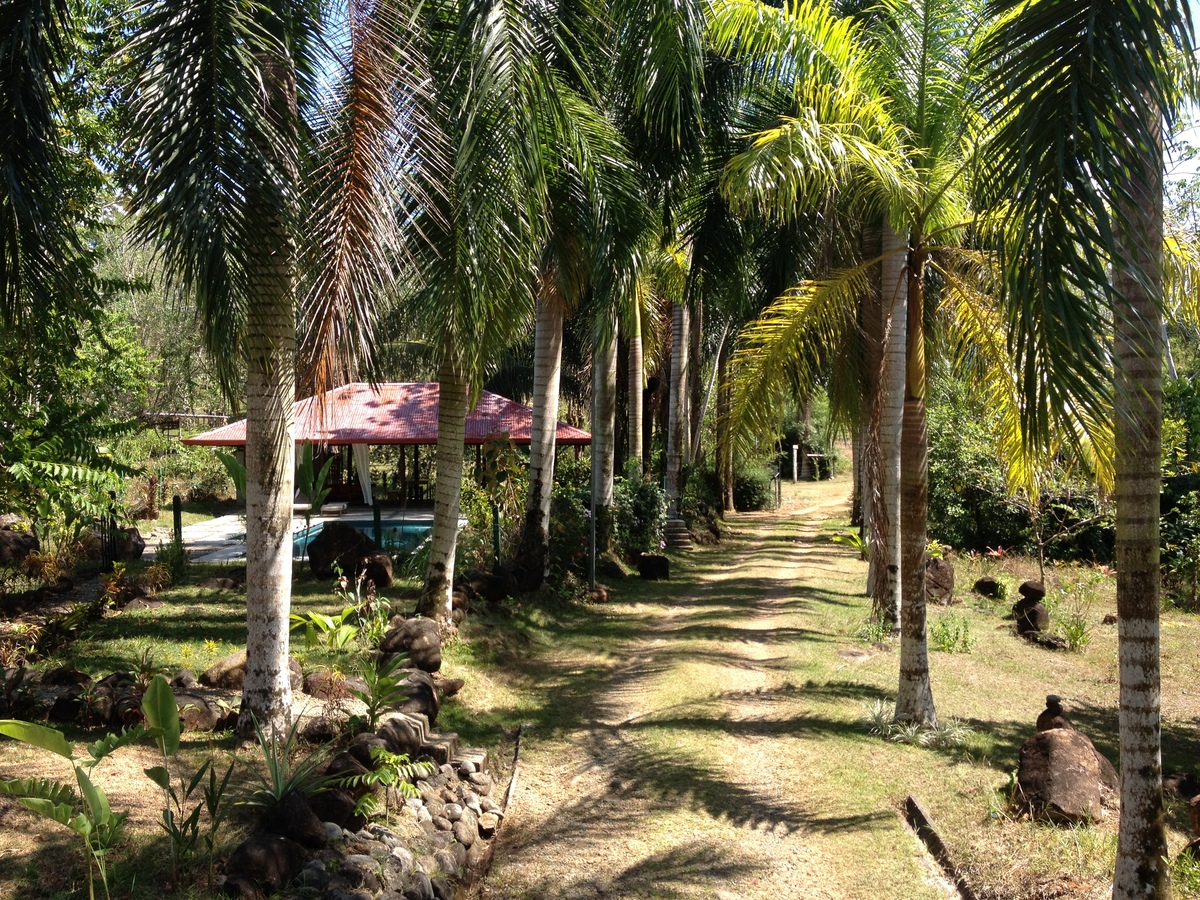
[[1045, 571, 1100, 651], [927, 376, 1112, 560], [156, 538, 189, 585], [547, 456, 591, 576], [613, 464, 667, 558], [1161, 488, 1200, 610], [733, 463, 776, 512], [929, 612, 975, 653]]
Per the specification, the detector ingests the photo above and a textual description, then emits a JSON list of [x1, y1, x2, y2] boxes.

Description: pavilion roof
[[181, 382, 591, 447]]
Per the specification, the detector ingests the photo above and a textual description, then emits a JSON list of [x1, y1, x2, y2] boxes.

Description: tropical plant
[[141, 674, 206, 885], [296, 441, 334, 560], [347, 653, 410, 732], [928, 613, 975, 654], [155, 537, 189, 585], [0, 720, 147, 900], [233, 714, 333, 809], [832, 530, 869, 561], [291, 606, 360, 652], [201, 760, 235, 889], [336, 745, 434, 820]]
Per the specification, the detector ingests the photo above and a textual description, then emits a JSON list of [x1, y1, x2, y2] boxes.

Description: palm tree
[[511, 0, 706, 581], [126, 0, 310, 737], [978, 2, 1194, 894], [127, 0, 436, 735], [711, 0, 966, 724]]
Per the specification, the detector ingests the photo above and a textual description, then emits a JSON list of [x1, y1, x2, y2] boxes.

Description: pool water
[[293, 520, 431, 558]]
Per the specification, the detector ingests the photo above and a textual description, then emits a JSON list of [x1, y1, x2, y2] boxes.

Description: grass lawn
[[142, 499, 243, 535]]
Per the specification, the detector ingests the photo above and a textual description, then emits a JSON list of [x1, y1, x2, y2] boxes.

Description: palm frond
[[721, 108, 912, 222], [976, 0, 1194, 449], [0, 0, 93, 338], [725, 265, 866, 454], [126, 0, 302, 395], [297, 0, 447, 395]]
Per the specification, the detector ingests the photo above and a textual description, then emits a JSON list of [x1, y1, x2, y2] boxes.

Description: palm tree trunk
[[592, 321, 618, 551], [877, 223, 906, 628], [1112, 112, 1168, 900], [238, 54, 298, 741], [693, 322, 729, 467], [860, 222, 883, 594], [851, 424, 863, 528], [716, 338, 734, 512], [666, 300, 690, 512], [518, 295, 564, 584], [688, 298, 703, 465], [421, 354, 467, 620], [895, 242, 936, 726], [628, 302, 644, 471]]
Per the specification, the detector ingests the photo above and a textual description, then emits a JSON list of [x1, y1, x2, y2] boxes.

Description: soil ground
[[478, 479, 953, 900]]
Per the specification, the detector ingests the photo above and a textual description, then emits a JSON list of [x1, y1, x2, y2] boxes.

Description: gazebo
[[183, 382, 591, 506]]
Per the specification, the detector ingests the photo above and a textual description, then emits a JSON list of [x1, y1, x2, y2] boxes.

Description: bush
[[733, 463, 776, 512], [927, 377, 1112, 560], [1161, 487, 1200, 610], [156, 538, 189, 585], [116, 430, 233, 504], [679, 466, 722, 529], [548, 456, 591, 576], [929, 612, 975, 653], [613, 465, 667, 558]]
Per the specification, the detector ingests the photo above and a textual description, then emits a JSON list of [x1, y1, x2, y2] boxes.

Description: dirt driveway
[[478, 480, 951, 900]]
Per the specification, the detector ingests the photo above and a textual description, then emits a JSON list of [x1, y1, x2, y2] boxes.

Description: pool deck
[[166, 507, 436, 563]]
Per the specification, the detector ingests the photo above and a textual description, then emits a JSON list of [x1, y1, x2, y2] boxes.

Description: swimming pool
[[292, 519, 432, 558]]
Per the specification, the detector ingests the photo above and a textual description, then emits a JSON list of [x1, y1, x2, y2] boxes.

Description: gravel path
[[478, 482, 917, 900]]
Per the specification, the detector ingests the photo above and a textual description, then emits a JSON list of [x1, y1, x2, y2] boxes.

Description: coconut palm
[[978, 2, 1194, 895]]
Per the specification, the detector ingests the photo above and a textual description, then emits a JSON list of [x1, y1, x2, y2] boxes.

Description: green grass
[[143, 499, 242, 534]]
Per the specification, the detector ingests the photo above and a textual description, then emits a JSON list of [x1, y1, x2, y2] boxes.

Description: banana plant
[[0, 720, 146, 900]]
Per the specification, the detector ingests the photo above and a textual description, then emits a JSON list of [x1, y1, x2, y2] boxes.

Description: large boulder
[[637, 554, 670, 580], [380, 617, 442, 673], [116, 526, 146, 561], [973, 576, 1002, 598], [200, 650, 302, 692], [925, 555, 955, 605], [258, 791, 328, 849], [396, 668, 440, 724], [0, 526, 38, 566], [377, 711, 425, 758], [1035, 695, 1074, 732], [306, 522, 393, 589], [304, 670, 368, 701], [1018, 580, 1046, 603], [223, 833, 308, 897], [461, 569, 518, 604], [1015, 727, 1106, 824]]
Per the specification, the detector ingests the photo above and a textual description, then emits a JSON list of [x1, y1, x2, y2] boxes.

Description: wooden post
[[173, 495, 183, 545]]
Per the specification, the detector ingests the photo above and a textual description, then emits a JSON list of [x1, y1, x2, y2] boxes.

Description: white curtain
[[352, 443, 373, 506]]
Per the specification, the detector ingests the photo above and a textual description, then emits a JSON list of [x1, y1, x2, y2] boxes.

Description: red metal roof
[[181, 383, 591, 447]]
